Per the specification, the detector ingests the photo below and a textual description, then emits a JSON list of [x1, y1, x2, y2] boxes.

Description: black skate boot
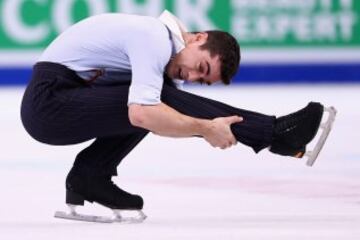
[[65, 167, 143, 210], [54, 167, 146, 223], [270, 102, 324, 158]]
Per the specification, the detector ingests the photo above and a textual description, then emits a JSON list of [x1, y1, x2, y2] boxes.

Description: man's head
[[166, 30, 240, 85]]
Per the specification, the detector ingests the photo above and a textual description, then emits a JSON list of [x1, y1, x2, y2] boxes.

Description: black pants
[[21, 62, 275, 176]]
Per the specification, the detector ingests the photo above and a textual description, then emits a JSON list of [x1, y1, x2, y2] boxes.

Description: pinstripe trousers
[[21, 62, 275, 176]]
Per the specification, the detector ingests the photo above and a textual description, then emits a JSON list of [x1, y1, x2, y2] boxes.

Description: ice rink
[[1, 85, 359, 240]]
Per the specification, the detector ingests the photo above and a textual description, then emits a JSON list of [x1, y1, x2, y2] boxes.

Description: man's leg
[[21, 63, 148, 210], [73, 133, 148, 176], [160, 84, 327, 159], [161, 84, 275, 153], [66, 132, 148, 210]]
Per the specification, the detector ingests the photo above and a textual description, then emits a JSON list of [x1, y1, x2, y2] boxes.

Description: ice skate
[[54, 168, 146, 223], [270, 102, 337, 166]]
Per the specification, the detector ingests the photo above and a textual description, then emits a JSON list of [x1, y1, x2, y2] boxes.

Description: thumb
[[226, 115, 243, 124]]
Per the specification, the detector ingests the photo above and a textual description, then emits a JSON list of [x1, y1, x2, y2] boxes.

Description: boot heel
[[66, 190, 85, 205]]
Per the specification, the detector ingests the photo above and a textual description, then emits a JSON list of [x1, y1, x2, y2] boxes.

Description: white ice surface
[[0, 85, 360, 240]]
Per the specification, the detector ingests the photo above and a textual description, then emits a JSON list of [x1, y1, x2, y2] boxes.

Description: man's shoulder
[[128, 15, 169, 39], [79, 13, 166, 33], [125, 16, 172, 59]]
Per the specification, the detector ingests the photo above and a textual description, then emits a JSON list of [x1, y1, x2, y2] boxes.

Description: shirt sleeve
[[126, 24, 171, 105]]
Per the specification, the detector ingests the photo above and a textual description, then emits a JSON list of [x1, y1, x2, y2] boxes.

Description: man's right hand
[[202, 116, 243, 149]]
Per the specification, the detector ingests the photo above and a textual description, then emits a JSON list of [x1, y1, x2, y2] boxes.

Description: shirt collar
[[158, 10, 187, 88], [158, 10, 188, 54]]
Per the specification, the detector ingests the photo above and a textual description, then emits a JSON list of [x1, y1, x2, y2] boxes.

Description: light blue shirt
[[39, 12, 184, 105]]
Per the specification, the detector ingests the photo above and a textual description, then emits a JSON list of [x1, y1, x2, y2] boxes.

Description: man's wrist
[[195, 119, 211, 137]]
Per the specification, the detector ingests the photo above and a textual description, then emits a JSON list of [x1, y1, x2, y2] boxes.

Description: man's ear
[[186, 32, 208, 45], [195, 32, 208, 44]]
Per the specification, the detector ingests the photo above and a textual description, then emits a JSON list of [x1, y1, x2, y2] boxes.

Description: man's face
[[166, 33, 222, 85]]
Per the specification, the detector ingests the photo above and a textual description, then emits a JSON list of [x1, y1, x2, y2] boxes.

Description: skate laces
[[273, 102, 324, 149], [275, 104, 309, 136]]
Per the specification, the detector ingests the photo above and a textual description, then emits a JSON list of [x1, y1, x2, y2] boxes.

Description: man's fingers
[[228, 133, 237, 146], [226, 115, 243, 124], [216, 139, 236, 149], [222, 138, 236, 149]]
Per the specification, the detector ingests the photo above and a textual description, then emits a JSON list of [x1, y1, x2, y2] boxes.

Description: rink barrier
[[1, 63, 360, 85]]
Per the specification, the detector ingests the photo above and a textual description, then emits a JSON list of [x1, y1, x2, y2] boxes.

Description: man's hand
[[202, 116, 243, 149]]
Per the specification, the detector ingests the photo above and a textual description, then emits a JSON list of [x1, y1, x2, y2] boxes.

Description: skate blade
[[112, 210, 147, 224], [54, 210, 113, 223], [305, 106, 337, 167], [54, 205, 147, 224]]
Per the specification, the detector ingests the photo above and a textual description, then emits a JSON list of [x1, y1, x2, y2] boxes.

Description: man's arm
[[128, 103, 242, 149]]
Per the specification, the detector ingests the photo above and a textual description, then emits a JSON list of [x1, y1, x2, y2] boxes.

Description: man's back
[[39, 13, 172, 74]]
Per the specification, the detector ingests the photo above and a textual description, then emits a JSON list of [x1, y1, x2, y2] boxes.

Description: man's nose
[[188, 71, 204, 81]]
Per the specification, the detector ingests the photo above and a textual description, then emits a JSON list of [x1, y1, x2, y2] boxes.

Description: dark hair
[[197, 30, 240, 85]]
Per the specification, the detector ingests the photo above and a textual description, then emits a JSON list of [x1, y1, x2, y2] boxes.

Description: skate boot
[[54, 167, 146, 223], [270, 102, 337, 166]]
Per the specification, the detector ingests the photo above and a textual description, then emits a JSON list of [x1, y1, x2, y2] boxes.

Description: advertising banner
[[0, 0, 359, 83]]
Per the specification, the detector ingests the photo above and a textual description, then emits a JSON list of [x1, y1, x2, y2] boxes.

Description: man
[[20, 11, 335, 222]]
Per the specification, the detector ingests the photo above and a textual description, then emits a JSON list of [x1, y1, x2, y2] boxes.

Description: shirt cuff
[[128, 84, 162, 105]]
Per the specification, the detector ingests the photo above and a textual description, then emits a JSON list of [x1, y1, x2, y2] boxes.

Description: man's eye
[[199, 64, 203, 73]]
